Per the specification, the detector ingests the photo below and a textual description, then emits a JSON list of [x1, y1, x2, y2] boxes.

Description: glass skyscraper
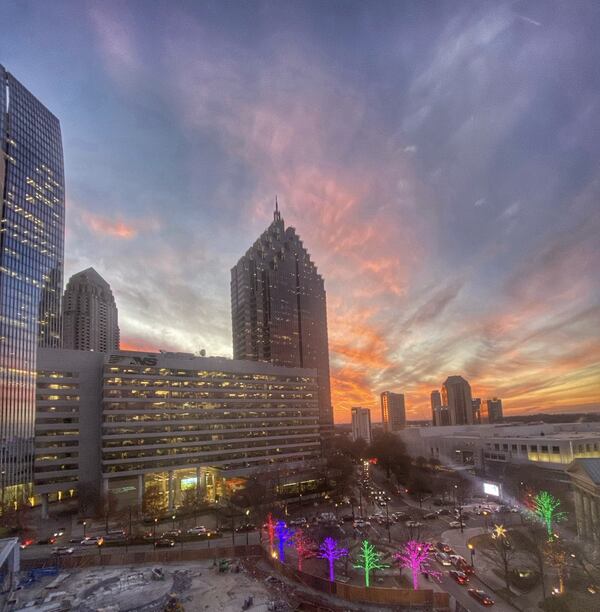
[[0, 65, 65, 504], [231, 202, 333, 434]]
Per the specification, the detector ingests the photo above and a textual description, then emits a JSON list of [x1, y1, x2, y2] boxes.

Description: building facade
[[485, 398, 503, 423], [442, 376, 473, 426], [351, 407, 372, 445], [472, 398, 482, 424], [35, 349, 104, 516], [0, 66, 65, 504], [380, 391, 406, 431], [62, 268, 120, 352], [430, 390, 441, 425], [230, 203, 333, 434], [399, 423, 600, 475], [567, 459, 600, 542], [35, 350, 322, 512]]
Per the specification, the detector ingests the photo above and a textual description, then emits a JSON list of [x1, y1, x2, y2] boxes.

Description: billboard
[[483, 482, 500, 497]]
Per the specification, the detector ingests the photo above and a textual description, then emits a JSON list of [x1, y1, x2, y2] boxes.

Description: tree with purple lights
[[354, 540, 388, 587], [318, 537, 348, 582], [294, 529, 314, 572], [394, 540, 439, 590], [275, 520, 294, 562]]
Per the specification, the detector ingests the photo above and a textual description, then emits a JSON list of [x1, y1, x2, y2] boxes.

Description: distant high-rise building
[[486, 398, 503, 423], [430, 390, 442, 425], [442, 376, 473, 426], [351, 407, 372, 444], [0, 65, 65, 503], [62, 268, 120, 352], [472, 398, 482, 424], [231, 201, 332, 433], [380, 391, 406, 431]]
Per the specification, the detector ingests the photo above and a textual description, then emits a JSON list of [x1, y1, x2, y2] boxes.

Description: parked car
[[317, 513, 337, 524], [162, 530, 181, 539], [154, 538, 176, 548], [405, 520, 424, 528], [436, 508, 451, 516], [449, 570, 469, 585], [235, 523, 256, 533], [423, 512, 437, 520], [448, 521, 466, 529], [434, 552, 452, 566], [468, 589, 494, 606], [289, 517, 307, 527], [353, 519, 370, 529], [52, 546, 74, 555]]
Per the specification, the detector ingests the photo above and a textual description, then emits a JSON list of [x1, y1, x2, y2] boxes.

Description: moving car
[[456, 559, 475, 575], [435, 542, 453, 553], [423, 512, 437, 520], [436, 508, 451, 516], [154, 538, 176, 548], [468, 589, 494, 606], [80, 536, 102, 546], [434, 552, 452, 566], [448, 521, 466, 529], [449, 570, 469, 585], [187, 526, 208, 535], [235, 523, 256, 532], [52, 546, 74, 555], [37, 537, 57, 545], [19, 539, 34, 549]]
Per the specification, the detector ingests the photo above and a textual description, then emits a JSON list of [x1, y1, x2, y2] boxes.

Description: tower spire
[[274, 195, 281, 221]]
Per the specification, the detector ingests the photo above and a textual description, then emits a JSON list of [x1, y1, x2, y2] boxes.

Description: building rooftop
[[571, 458, 600, 484]]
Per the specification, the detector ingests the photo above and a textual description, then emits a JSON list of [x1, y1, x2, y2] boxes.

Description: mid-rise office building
[[485, 398, 503, 423], [567, 459, 600, 542], [62, 267, 120, 352], [231, 202, 333, 435], [0, 66, 65, 505], [380, 391, 406, 431], [34, 350, 322, 511], [430, 390, 441, 425], [351, 407, 372, 445], [442, 376, 473, 426]]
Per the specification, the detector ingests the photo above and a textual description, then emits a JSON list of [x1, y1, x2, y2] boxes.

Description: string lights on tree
[[528, 491, 566, 538], [394, 540, 439, 590], [354, 539, 388, 587], [318, 537, 348, 582], [266, 513, 276, 551], [274, 520, 294, 562], [294, 529, 314, 572]]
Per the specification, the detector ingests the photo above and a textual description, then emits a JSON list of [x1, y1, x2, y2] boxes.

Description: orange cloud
[[82, 211, 137, 239]]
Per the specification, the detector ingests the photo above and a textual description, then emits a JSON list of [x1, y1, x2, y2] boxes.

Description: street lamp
[[83, 521, 87, 539], [172, 514, 176, 531], [467, 543, 475, 567], [245, 509, 250, 546], [153, 517, 158, 543]]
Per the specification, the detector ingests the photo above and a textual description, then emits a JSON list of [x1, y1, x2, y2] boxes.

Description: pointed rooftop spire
[[274, 195, 281, 221]]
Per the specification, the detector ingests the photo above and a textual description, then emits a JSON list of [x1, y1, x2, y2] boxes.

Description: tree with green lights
[[529, 491, 566, 538], [354, 540, 389, 587]]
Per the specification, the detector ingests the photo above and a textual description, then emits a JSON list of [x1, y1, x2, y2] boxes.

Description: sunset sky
[[2, 0, 599, 422]]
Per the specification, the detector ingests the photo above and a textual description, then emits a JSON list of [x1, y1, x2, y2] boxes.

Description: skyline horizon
[[2, 1, 598, 423]]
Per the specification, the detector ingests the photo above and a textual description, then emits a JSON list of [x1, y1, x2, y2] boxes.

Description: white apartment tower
[[62, 268, 120, 352], [351, 407, 372, 444]]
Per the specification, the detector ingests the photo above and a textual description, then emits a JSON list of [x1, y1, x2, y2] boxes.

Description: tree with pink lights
[[265, 513, 276, 550], [394, 540, 439, 590], [318, 537, 348, 582], [294, 529, 314, 572]]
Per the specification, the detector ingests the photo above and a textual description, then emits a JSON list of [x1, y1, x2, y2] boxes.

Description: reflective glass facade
[[231, 205, 333, 431], [0, 66, 65, 500]]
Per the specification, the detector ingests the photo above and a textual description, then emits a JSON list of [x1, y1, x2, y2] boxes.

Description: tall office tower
[[351, 407, 372, 445], [442, 375, 473, 426], [472, 398, 482, 424], [62, 268, 120, 352], [380, 391, 406, 431], [0, 66, 65, 503], [231, 202, 333, 433], [486, 398, 503, 423], [430, 390, 442, 425]]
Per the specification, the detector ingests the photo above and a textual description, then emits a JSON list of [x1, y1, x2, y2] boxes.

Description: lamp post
[[172, 514, 176, 531], [468, 543, 475, 568], [385, 502, 391, 543], [245, 509, 250, 546], [153, 517, 158, 544], [83, 521, 87, 539]]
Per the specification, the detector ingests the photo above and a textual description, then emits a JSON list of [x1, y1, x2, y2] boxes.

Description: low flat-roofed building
[[567, 458, 600, 542], [398, 422, 600, 473]]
